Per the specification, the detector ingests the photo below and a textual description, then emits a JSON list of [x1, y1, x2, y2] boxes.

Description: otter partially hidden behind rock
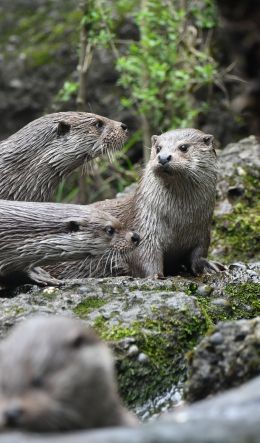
[[0, 200, 139, 287], [0, 316, 136, 432], [0, 112, 128, 202], [50, 128, 222, 279]]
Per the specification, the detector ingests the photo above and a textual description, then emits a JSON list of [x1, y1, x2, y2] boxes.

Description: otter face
[[46, 112, 128, 174], [149, 128, 217, 180], [0, 317, 117, 432], [86, 211, 140, 256]]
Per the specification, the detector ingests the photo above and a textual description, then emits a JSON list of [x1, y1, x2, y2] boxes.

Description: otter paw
[[28, 267, 63, 287], [150, 273, 165, 280], [191, 258, 224, 276]]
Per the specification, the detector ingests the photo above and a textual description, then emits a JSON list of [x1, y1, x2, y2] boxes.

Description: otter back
[[0, 112, 128, 202]]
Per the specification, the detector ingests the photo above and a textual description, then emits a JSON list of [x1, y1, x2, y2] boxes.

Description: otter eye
[[178, 144, 189, 152], [105, 226, 115, 236], [95, 120, 104, 129], [31, 376, 44, 388], [156, 146, 162, 154]]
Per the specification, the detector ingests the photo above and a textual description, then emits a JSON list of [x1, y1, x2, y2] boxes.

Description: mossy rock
[[211, 136, 260, 263]]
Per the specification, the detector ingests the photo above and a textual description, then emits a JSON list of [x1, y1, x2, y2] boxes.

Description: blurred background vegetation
[[0, 0, 255, 203]]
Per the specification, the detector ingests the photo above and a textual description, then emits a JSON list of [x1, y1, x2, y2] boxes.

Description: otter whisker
[[110, 249, 116, 276], [104, 249, 112, 275]]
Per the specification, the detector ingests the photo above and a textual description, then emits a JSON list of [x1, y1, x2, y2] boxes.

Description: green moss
[[4, 306, 25, 316], [185, 282, 198, 295], [225, 282, 260, 319], [195, 282, 260, 326], [94, 305, 207, 406], [73, 296, 107, 317], [211, 170, 260, 263]]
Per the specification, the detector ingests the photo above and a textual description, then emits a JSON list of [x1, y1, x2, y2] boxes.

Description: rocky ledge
[[0, 262, 259, 419]]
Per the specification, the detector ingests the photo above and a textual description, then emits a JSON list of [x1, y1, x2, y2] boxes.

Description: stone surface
[[211, 136, 260, 264], [185, 316, 260, 402], [0, 262, 259, 419]]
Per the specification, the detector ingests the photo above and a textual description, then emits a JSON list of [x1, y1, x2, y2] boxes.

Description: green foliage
[[57, 81, 79, 102], [80, 0, 116, 48], [0, 3, 81, 68], [116, 0, 218, 132]]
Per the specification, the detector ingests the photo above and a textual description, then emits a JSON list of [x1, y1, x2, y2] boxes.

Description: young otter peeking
[[50, 128, 221, 278], [0, 200, 140, 287], [0, 316, 137, 432], [0, 112, 128, 202]]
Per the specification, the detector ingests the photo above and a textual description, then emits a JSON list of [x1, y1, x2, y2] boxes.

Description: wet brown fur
[[0, 200, 139, 287], [50, 128, 218, 278], [0, 112, 128, 202]]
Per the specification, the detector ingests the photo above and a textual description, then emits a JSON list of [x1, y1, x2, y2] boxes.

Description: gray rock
[[185, 316, 260, 402], [0, 262, 259, 419]]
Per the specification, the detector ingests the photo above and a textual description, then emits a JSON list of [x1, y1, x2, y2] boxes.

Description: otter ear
[[203, 134, 214, 146], [151, 135, 158, 146], [68, 329, 99, 348], [57, 121, 71, 137], [203, 134, 217, 156], [66, 220, 80, 233]]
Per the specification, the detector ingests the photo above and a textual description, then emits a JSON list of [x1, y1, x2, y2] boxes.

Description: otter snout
[[131, 232, 140, 245], [158, 154, 172, 165], [3, 404, 23, 428]]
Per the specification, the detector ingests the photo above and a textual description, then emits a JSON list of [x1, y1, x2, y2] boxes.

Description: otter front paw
[[151, 273, 165, 280], [28, 267, 63, 287], [191, 258, 225, 276]]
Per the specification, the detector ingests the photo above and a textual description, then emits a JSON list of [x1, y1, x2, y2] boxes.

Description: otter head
[[46, 112, 128, 174], [0, 316, 125, 432], [82, 210, 140, 257], [2, 112, 128, 202], [63, 210, 140, 264], [149, 128, 217, 183]]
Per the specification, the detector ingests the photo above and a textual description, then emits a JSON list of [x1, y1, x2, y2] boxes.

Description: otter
[[0, 112, 128, 202], [50, 128, 221, 279], [0, 200, 140, 287], [0, 316, 137, 432]]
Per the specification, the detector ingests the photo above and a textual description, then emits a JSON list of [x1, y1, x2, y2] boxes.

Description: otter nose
[[131, 232, 140, 245], [4, 406, 24, 427], [158, 154, 172, 165], [121, 123, 128, 131]]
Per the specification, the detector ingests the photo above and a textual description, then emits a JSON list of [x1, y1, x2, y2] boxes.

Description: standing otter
[[50, 129, 220, 278], [0, 316, 137, 431], [0, 200, 140, 287], [0, 112, 128, 202]]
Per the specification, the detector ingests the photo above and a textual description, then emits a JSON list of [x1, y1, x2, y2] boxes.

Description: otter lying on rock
[[0, 200, 140, 287], [0, 316, 137, 432], [50, 128, 222, 278], [0, 112, 128, 202]]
